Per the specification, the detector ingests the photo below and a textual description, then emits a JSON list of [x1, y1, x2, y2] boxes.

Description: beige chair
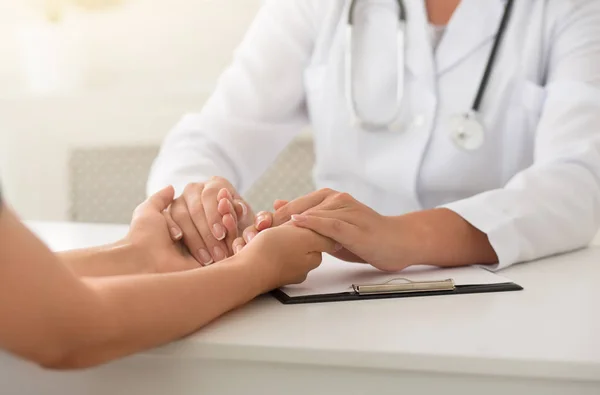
[[68, 138, 315, 224]]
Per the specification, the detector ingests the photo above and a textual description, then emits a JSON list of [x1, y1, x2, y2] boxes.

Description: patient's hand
[[234, 225, 336, 291], [63, 186, 202, 277], [127, 186, 202, 274]]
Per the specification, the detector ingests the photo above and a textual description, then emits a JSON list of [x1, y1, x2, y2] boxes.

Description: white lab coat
[[148, 0, 600, 270]]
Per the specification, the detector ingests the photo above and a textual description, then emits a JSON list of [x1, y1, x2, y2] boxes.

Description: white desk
[[1, 222, 599, 395]]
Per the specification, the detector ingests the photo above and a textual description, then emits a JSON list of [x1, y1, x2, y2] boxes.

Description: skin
[[197, 0, 496, 271], [169, 0, 480, 270], [163, 178, 256, 266], [426, 0, 462, 25], [0, 186, 335, 369], [228, 189, 498, 272]]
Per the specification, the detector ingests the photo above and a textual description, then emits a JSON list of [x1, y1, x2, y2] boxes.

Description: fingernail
[[256, 215, 268, 229], [234, 244, 243, 254], [237, 201, 248, 217], [245, 231, 257, 243], [334, 243, 343, 252], [213, 246, 226, 261], [291, 215, 305, 223], [198, 249, 213, 266], [170, 227, 182, 240], [212, 223, 226, 240]]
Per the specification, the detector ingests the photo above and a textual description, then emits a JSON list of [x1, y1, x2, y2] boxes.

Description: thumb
[[145, 185, 175, 212]]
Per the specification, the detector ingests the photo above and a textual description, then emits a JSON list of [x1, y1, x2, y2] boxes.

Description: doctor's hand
[[237, 189, 421, 272], [164, 177, 255, 266]]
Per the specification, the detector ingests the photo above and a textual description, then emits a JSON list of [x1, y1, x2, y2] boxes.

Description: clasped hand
[[159, 179, 417, 273], [220, 189, 417, 272], [126, 184, 337, 290]]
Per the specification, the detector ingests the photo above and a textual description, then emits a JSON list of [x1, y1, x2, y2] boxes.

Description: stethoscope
[[345, 0, 515, 151]]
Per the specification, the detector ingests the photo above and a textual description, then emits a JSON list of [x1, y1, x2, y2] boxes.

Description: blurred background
[[0, 0, 315, 223]]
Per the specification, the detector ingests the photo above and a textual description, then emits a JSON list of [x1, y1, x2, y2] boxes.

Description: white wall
[[0, 0, 262, 220]]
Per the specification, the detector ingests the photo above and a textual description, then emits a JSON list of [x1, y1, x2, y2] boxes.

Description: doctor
[[148, 0, 600, 271]]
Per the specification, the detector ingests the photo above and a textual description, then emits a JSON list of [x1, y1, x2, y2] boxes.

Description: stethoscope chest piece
[[449, 111, 485, 151]]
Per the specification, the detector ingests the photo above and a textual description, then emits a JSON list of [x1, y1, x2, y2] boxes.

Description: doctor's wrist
[[384, 215, 428, 269], [394, 209, 498, 268]]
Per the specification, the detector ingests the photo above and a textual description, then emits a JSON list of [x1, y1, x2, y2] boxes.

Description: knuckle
[[331, 219, 344, 232], [170, 204, 188, 222], [243, 225, 257, 237], [201, 185, 218, 199], [232, 237, 245, 247], [187, 204, 204, 219], [183, 182, 204, 196], [319, 188, 335, 196], [132, 204, 144, 218], [333, 192, 351, 203], [209, 176, 231, 188]]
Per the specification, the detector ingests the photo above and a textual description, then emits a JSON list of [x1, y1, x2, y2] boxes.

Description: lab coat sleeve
[[147, 0, 320, 196], [443, 1, 600, 270]]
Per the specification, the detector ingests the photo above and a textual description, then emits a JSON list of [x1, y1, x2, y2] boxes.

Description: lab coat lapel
[[405, 0, 435, 89], [435, 0, 506, 76]]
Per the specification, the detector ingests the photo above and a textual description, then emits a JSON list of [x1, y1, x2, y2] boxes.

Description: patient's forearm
[[59, 242, 151, 277], [76, 259, 260, 368], [0, 208, 263, 369]]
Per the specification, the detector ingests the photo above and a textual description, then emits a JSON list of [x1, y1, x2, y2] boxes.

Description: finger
[[222, 212, 238, 255], [218, 198, 238, 223], [201, 185, 227, 241], [183, 193, 229, 262], [254, 211, 273, 231], [272, 189, 333, 227], [217, 187, 233, 202], [233, 199, 254, 229], [242, 225, 259, 244], [233, 199, 246, 217], [163, 209, 183, 241], [232, 237, 246, 255], [273, 199, 288, 211], [291, 214, 355, 251], [219, 198, 240, 253], [135, 186, 175, 217], [170, 200, 214, 266]]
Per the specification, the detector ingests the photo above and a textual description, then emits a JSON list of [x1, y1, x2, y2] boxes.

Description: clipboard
[[272, 256, 523, 305]]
